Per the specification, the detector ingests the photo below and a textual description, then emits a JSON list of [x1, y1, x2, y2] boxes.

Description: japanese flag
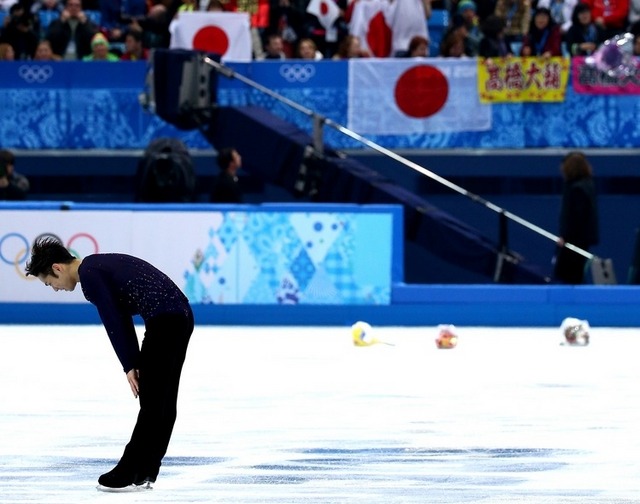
[[349, 0, 392, 57], [169, 12, 252, 62], [306, 0, 341, 30], [349, 0, 430, 57], [385, 0, 430, 55], [348, 58, 492, 135]]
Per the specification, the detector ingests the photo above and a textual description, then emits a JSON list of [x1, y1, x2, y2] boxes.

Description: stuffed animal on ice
[[560, 317, 590, 346], [435, 324, 458, 349], [351, 321, 378, 346]]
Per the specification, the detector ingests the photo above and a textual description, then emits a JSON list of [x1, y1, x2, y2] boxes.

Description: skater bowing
[[26, 238, 194, 489]]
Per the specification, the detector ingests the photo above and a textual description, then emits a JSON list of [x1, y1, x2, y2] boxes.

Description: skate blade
[[97, 482, 153, 492]]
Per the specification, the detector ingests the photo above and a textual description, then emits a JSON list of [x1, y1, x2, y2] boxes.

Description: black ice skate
[[96, 465, 153, 492]]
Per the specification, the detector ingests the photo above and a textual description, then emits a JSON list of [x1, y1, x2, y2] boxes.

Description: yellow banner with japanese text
[[477, 57, 570, 103]]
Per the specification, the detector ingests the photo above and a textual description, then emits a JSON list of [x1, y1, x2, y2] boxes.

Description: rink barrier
[[1, 284, 639, 327], [0, 201, 402, 306], [1, 201, 638, 327]]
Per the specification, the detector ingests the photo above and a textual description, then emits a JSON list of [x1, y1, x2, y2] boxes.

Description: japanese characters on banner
[[477, 57, 570, 103], [572, 56, 640, 95]]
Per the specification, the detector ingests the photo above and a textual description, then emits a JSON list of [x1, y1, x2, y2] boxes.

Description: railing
[[202, 55, 595, 282]]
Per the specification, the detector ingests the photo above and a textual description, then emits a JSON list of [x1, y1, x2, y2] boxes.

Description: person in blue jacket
[[25, 237, 194, 489]]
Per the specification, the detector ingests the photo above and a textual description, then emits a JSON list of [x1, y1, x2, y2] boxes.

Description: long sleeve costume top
[[78, 254, 191, 373]]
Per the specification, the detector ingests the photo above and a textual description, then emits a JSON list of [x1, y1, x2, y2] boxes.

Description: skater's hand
[[126, 368, 140, 398]]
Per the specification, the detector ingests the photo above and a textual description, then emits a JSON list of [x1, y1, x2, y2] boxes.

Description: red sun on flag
[[193, 26, 229, 56], [320, 1, 329, 15], [394, 65, 449, 118], [366, 11, 391, 57]]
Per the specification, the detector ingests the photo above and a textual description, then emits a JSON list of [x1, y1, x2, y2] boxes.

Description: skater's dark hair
[[25, 237, 75, 278]]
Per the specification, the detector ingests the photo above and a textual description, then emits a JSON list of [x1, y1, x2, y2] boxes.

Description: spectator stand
[[36, 10, 101, 39], [85, 9, 101, 26], [37, 10, 58, 38], [428, 9, 449, 56]]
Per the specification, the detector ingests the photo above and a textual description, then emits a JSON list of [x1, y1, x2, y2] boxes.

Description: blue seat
[[121, 0, 147, 18], [428, 10, 450, 56], [38, 10, 60, 35], [428, 9, 450, 29], [85, 9, 102, 26]]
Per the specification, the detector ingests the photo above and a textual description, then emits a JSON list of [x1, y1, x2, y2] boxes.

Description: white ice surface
[[1, 324, 639, 503]]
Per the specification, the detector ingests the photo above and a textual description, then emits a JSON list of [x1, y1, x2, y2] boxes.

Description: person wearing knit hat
[[455, 0, 481, 55], [83, 32, 119, 61], [457, 0, 477, 13]]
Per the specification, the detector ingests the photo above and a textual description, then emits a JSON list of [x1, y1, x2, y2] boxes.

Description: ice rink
[[1, 324, 640, 504]]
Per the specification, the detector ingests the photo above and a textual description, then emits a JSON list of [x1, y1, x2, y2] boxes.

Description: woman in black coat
[[554, 151, 599, 284], [564, 2, 605, 56]]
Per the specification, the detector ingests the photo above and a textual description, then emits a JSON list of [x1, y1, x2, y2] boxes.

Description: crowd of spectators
[[0, 0, 639, 61], [439, 0, 640, 57], [0, 0, 155, 60]]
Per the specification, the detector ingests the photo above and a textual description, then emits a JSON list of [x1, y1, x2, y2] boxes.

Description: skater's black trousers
[[120, 310, 194, 479]]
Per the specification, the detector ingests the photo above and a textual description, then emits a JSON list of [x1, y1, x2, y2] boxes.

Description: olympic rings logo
[[18, 64, 54, 84], [279, 63, 316, 83], [0, 232, 99, 279]]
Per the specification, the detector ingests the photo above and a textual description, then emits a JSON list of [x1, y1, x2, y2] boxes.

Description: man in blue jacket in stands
[[25, 237, 194, 490]]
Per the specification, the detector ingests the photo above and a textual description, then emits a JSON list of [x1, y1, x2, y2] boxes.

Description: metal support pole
[[312, 114, 324, 154], [493, 211, 509, 283], [200, 56, 595, 264]]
